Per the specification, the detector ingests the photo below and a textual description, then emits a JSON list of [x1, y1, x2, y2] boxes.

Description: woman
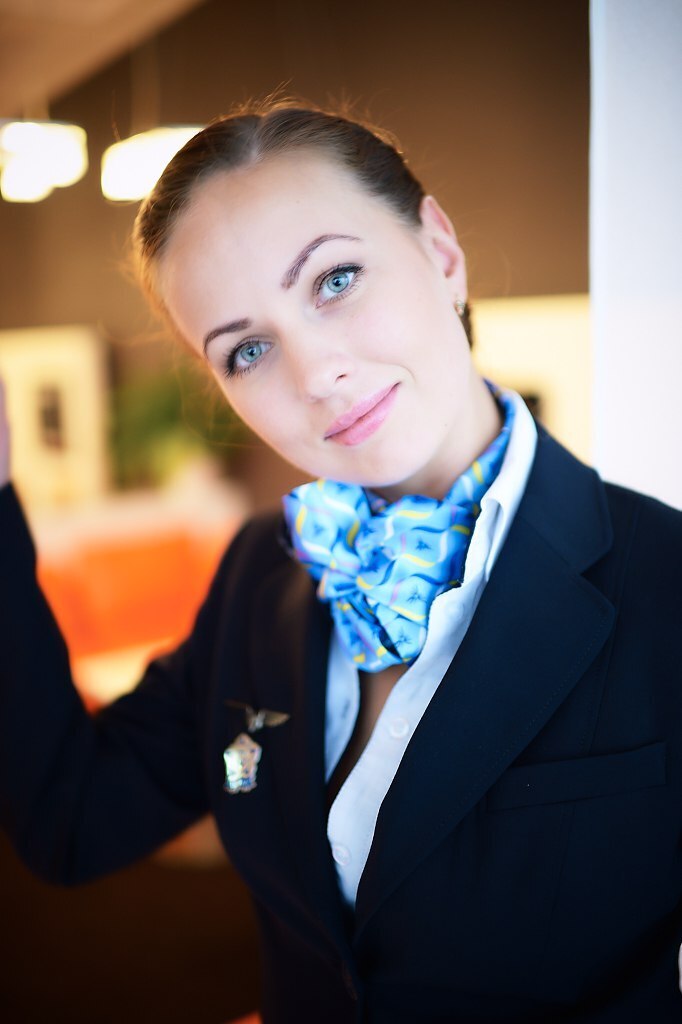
[[1, 102, 681, 1022]]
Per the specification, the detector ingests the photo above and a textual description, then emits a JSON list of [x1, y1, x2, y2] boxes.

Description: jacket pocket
[[487, 740, 666, 811]]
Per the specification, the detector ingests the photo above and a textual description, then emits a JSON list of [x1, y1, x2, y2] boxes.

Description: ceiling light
[[101, 126, 201, 202], [0, 120, 88, 202], [0, 157, 53, 202]]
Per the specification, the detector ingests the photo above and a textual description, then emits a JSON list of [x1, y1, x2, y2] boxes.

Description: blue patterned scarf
[[282, 385, 515, 672]]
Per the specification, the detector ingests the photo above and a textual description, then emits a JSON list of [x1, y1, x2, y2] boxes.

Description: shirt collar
[[463, 386, 538, 584]]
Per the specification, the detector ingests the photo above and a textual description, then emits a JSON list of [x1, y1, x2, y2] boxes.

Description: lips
[[324, 383, 399, 447]]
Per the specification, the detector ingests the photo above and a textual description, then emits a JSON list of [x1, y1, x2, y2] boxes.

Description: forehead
[[162, 152, 405, 274], [191, 150, 363, 217]]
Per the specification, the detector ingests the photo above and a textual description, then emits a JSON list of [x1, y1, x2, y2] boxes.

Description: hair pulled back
[[133, 98, 425, 311]]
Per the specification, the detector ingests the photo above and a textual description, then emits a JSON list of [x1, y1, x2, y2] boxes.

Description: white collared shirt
[[324, 387, 538, 906]]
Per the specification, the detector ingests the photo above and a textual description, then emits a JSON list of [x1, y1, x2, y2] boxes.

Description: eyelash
[[223, 343, 265, 380], [221, 262, 365, 379], [313, 263, 364, 304]]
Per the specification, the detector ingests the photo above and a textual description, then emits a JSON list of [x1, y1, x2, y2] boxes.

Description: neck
[[375, 374, 504, 503]]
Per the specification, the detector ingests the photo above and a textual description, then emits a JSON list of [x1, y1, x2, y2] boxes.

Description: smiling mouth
[[324, 384, 400, 446]]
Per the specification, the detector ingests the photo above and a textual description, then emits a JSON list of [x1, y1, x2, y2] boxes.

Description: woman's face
[[158, 151, 482, 499]]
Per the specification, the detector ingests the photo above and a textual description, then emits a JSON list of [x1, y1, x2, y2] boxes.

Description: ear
[[418, 195, 468, 302]]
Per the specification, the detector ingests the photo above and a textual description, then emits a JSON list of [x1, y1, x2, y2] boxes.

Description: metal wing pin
[[224, 699, 291, 733], [222, 701, 290, 795]]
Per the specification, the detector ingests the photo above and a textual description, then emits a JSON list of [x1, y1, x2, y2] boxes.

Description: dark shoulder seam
[[603, 481, 682, 536]]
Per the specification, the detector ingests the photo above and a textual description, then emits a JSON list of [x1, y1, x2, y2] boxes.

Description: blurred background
[[0, 0, 679, 1021]]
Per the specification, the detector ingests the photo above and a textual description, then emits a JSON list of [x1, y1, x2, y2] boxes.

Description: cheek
[[350, 302, 412, 362], [221, 385, 299, 452], [365, 281, 443, 358]]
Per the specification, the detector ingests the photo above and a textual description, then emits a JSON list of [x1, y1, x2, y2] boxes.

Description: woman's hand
[[0, 376, 11, 487]]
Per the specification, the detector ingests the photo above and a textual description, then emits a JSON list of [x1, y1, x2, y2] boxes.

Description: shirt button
[[332, 843, 351, 866], [388, 716, 410, 739]]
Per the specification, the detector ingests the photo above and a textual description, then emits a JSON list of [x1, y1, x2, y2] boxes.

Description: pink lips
[[324, 384, 399, 446]]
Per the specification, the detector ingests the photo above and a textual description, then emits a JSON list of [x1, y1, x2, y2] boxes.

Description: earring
[[454, 298, 467, 317]]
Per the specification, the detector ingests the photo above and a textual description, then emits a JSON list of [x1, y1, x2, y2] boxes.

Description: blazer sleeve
[[0, 481, 234, 885]]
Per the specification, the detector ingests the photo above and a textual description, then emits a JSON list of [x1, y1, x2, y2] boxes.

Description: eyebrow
[[203, 233, 361, 354], [280, 233, 361, 290], [203, 318, 252, 354]]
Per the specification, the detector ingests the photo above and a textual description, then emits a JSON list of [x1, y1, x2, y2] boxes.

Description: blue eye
[[317, 264, 363, 303], [224, 338, 270, 378], [327, 270, 351, 293], [239, 341, 263, 364]]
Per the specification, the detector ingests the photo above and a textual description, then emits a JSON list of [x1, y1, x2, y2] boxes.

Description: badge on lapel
[[222, 701, 290, 795]]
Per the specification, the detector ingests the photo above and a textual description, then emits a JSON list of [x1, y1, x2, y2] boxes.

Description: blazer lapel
[[354, 432, 616, 935], [248, 558, 351, 953]]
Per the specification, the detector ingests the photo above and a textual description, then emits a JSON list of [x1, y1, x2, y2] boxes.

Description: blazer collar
[[517, 425, 613, 571]]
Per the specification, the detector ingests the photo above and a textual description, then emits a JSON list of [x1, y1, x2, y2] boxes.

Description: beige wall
[[473, 295, 591, 464], [0, 325, 109, 507]]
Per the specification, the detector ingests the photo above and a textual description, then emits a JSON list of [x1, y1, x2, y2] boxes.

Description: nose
[[286, 329, 355, 402]]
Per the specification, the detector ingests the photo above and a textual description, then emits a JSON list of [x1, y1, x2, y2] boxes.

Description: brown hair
[[132, 97, 472, 343]]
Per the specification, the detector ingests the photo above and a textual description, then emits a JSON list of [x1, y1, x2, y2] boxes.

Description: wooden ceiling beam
[[0, 0, 206, 118]]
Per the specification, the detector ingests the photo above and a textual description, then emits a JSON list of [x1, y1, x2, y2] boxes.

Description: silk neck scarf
[[282, 384, 515, 672]]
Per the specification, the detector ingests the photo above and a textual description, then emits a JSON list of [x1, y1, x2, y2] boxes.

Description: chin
[[347, 455, 436, 495], [293, 441, 435, 493]]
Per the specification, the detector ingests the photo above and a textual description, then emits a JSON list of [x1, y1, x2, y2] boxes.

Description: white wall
[[590, 0, 682, 509]]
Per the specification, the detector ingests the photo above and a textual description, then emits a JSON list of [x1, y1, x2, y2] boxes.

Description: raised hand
[[0, 376, 10, 487]]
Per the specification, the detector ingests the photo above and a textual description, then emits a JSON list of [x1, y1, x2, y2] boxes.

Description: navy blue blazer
[[1, 428, 681, 1022]]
